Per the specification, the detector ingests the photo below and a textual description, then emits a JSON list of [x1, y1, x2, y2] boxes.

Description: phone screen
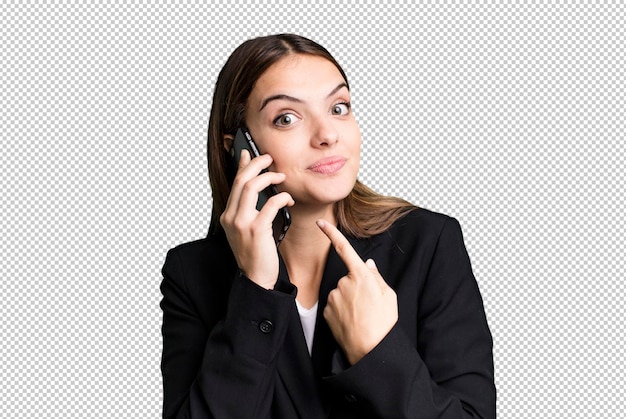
[[231, 128, 291, 245]]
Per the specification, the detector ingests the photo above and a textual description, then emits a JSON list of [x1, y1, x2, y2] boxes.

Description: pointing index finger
[[316, 219, 366, 273]]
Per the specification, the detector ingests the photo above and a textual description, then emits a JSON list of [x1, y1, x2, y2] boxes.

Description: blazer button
[[259, 319, 273, 334]]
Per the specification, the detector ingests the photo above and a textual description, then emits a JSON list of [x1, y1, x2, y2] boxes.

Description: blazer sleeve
[[160, 247, 296, 419], [324, 217, 496, 418]]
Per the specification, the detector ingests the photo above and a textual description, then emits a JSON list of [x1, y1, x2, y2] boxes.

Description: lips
[[307, 156, 347, 174]]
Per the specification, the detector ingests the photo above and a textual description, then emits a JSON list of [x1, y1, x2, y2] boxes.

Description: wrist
[[240, 269, 277, 290]]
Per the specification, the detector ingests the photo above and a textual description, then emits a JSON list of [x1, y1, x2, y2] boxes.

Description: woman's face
[[243, 54, 361, 208]]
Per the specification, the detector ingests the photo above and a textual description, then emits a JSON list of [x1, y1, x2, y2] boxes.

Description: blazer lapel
[[275, 254, 327, 418], [311, 235, 383, 377], [275, 306, 327, 418], [311, 245, 345, 377], [274, 233, 383, 417]]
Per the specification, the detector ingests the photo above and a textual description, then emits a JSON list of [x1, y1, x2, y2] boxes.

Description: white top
[[295, 299, 318, 355]]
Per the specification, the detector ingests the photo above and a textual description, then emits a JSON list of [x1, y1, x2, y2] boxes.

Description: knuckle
[[322, 305, 331, 319], [335, 278, 345, 292], [248, 222, 263, 235], [263, 195, 279, 209], [241, 181, 255, 194], [389, 288, 398, 300], [336, 277, 350, 292], [327, 288, 338, 303], [232, 218, 247, 231], [219, 212, 233, 227], [266, 194, 288, 209], [232, 177, 245, 189]]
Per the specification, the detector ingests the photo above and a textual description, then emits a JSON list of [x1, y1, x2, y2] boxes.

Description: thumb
[[366, 258, 390, 291]]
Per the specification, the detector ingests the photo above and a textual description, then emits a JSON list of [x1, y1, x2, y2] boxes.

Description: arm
[[323, 218, 495, 418], [160, 146, 298, 418], [160, 247, 296, 419]]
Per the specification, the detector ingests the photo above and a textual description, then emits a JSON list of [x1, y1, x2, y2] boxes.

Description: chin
[[298, 183, 355, 206], [284, 170, 358, 206]]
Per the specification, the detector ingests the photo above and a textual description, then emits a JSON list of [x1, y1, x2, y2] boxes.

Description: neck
[[280, 203, 335, 254], [278, 204, 335, 308]]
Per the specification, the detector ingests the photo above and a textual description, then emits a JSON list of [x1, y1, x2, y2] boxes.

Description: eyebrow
[[259, 82, 349, 111]]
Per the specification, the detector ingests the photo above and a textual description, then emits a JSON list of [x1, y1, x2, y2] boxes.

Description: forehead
[[251, 54, 345, 99]]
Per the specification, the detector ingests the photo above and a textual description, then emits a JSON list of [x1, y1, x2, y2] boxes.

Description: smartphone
[[231, 127, 291, 245]]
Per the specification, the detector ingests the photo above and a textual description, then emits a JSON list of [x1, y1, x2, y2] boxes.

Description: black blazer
[[160, 208, 495, 418]]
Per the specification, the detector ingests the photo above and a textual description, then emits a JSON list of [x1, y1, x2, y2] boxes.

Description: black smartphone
[[231, 127, 291, 245]]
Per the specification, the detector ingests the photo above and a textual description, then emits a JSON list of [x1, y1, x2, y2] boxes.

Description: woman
[[161, 34, 495, 418]]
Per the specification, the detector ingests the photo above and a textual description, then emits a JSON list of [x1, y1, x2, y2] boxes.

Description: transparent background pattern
[[1, 2, 624, 418]]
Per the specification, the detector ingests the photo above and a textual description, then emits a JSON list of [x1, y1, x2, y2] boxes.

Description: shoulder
[[386, 207, 461, 241], [165, 234, 232, 264], [364, 207, 467, 261], [162, 234, 236, 287], [392, 207, 454, 227]]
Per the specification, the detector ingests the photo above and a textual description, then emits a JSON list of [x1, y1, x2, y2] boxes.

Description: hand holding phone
[[220, 129, 293, 288], [230, 128, 291, 245]]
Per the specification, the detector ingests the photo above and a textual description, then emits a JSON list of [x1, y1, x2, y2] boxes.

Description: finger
[[232, 153, 273, 187], [237, 171, 287, 213], [316, 219, 367, 274], [256, 191, 294, 224], [228, 153, 274, 210], [238, 148, 251, 169]]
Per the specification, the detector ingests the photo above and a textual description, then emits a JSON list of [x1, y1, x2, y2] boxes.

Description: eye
[[273, 113, 299, 127], [331, 102, 351, 116]]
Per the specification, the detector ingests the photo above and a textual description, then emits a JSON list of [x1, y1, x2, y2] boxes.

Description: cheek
[[346, 120, 362, 146], [349, 129, 362, 156], [267, 148, 296, 174], [264, 135, 309, 172]]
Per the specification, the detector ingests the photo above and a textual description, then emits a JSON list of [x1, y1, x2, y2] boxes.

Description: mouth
[[307, 156, 347, 175]]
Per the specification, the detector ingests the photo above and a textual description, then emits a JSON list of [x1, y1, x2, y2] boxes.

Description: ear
[[223, 134, 234, 153]]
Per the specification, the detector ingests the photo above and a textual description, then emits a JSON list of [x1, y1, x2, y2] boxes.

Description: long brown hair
[[207, 34, 415, 238]]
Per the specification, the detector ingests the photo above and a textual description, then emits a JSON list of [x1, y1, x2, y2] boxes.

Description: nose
[[310, 116, 339, 148]]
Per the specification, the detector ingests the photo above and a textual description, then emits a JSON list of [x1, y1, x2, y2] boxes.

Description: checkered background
[[1, 2, 624, 418]]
